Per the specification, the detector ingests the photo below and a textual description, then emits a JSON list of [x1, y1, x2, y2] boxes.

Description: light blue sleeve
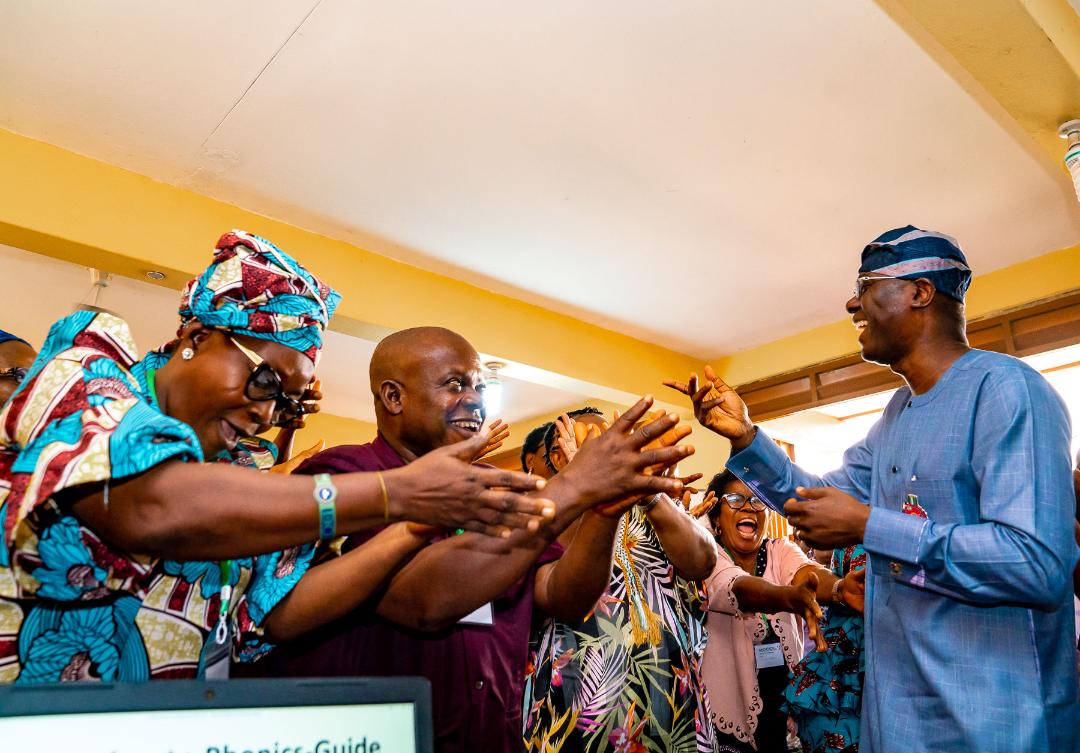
[[726, 422, 878, 514], [863, 368, 1076, 609]]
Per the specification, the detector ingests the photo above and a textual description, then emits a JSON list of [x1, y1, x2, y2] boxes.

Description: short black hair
[[705, 469, 740, 524], [520, 422, 554, 472], [567, 406, 603, 419]]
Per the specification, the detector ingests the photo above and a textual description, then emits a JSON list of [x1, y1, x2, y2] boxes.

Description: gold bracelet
[[376, 471, 390, 523]]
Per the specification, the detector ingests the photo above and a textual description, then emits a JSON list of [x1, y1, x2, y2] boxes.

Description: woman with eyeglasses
[[0, 231, 549, 683], [0, 329, 36, 407], [700, 470, 865, 752]]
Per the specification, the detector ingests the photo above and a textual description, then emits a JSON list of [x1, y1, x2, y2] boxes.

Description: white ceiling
[[0, 243, 586, 424], [1, 1, 1077, 358]]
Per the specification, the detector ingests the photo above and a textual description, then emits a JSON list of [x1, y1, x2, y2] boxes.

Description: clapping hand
[[472, 419, 511, 461], [559, 396, 694, 518]]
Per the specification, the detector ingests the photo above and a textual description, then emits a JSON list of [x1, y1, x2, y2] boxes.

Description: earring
[[181, 347, 194, 361]]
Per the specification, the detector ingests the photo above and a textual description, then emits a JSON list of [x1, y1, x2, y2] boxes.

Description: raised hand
[[559, 396, 695, 516], [388, 428, 555, 538], [784, 486, 870, 550], [685, 489, 717, 518], [838, 567, 866, 614], [663, 365, 755, 449], [472, 418, 510, 461], [787, 572, 826, 652]]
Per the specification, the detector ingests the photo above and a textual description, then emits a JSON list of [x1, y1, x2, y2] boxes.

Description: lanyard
[[215, 560, 234, 645], [145, 368, 161, 411]]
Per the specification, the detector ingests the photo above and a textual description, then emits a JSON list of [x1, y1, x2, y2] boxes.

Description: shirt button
[[891, 466, 898, 474], [742, 467, 750, 473], [474, 680, 485, 691], [889, 562, 902, 576], [907, 400, 913, 408]]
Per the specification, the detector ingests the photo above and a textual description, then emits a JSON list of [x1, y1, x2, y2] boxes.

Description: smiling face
[[845, 275, 920, 366], [164, 326, 314, 458], [711, 477, 767, 558], [373, 329, 487, 458]]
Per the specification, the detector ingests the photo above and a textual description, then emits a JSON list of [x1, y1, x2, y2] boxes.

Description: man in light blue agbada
[[666, 226, 1079, 753]]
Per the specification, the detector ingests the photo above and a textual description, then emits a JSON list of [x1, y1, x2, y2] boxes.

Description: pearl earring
[[181, 348, 194, 361]]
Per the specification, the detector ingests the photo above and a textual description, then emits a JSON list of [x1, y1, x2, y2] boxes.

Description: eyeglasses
[[224, 335, 306, 426], [853, 275, 906, 299], [0, 367, 29, 384], [720, 492, 767, 512]]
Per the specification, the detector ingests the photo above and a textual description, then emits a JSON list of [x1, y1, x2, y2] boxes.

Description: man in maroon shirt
[[248, 327, 692, 753]]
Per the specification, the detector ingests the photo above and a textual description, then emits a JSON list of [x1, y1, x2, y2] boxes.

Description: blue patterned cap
[[859, 225, 972, 301]]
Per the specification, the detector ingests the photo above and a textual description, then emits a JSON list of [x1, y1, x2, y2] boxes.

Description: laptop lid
[[0, 677, 433, 753]]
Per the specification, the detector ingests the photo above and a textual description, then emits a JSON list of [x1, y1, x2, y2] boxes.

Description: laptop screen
[[0, 678, 432, 753]]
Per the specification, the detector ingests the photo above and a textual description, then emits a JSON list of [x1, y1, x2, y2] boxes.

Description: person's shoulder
[[294, 442, 379, 475], [39, 310, 142, 369]]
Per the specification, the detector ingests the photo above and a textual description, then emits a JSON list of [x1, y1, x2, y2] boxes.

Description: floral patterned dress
[[523, 505, 716, 753], [0, 310, 314, 683], [783, 545, 866, 753]]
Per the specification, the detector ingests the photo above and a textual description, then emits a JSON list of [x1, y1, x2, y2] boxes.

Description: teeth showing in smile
[[854, 321, 868, 331], [452, 420, 482, 432]]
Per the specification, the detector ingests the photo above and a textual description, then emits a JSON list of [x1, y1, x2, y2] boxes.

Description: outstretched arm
[[645, 493, 716, 581], [373, 398, 693, 631], [261, 523, 438, 642], [66, 430, 551, 561]]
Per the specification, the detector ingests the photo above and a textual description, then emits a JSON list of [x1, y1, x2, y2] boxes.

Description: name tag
[[755, 642, 784, 669], [458, 602, 494, 626]]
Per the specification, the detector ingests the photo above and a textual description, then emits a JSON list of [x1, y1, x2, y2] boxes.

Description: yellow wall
[[714, 242, 1080, 386], [291, 412, 378, 454], [0, 127, 701, 404]]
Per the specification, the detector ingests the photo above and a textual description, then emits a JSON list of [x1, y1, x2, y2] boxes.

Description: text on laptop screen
[[0, 701, 416, 753]]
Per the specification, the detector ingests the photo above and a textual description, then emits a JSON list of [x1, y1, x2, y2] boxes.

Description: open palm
[[663, 364, 753, 441]]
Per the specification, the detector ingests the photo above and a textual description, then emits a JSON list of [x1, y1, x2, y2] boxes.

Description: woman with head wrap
[[0, 231, 549, 682], [0, 330, 36, 407]]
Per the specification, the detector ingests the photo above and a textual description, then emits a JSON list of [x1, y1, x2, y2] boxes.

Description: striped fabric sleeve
[[0, 311, 201, 544]]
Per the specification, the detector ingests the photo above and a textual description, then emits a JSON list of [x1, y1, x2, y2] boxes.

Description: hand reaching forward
[[559, 395, 694, 516], [387, 428, 555, 538], [786, 572, 826, 652], [663, 365, 755, 449]]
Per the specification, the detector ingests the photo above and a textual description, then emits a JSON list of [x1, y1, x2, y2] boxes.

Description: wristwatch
[[831, 576, 844, 605]]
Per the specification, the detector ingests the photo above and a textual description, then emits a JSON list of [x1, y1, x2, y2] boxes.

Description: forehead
[[0, 340, 36, 368], [409, 339, 482, 379], [721, 477, 753, 496]]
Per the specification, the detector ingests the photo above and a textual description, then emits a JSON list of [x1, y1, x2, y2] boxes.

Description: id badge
[[458, 602, 494, 626], [754, 641, 784, 669]]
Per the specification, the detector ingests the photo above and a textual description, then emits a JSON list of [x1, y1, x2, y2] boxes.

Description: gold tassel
[[619, 518, 663, 647]]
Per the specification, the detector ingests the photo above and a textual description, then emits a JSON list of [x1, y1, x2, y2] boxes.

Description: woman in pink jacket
[[701, 471, 865, 752]]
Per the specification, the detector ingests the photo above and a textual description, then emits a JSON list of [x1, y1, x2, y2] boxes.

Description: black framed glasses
[[720, 492, 767, 512], [853, 274, 906, 299], [0, 367, 29, 384], [225, 335, 306, 426]]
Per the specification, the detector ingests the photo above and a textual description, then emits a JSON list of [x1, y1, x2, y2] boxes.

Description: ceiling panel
[[1, 1, 1076, 359]]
